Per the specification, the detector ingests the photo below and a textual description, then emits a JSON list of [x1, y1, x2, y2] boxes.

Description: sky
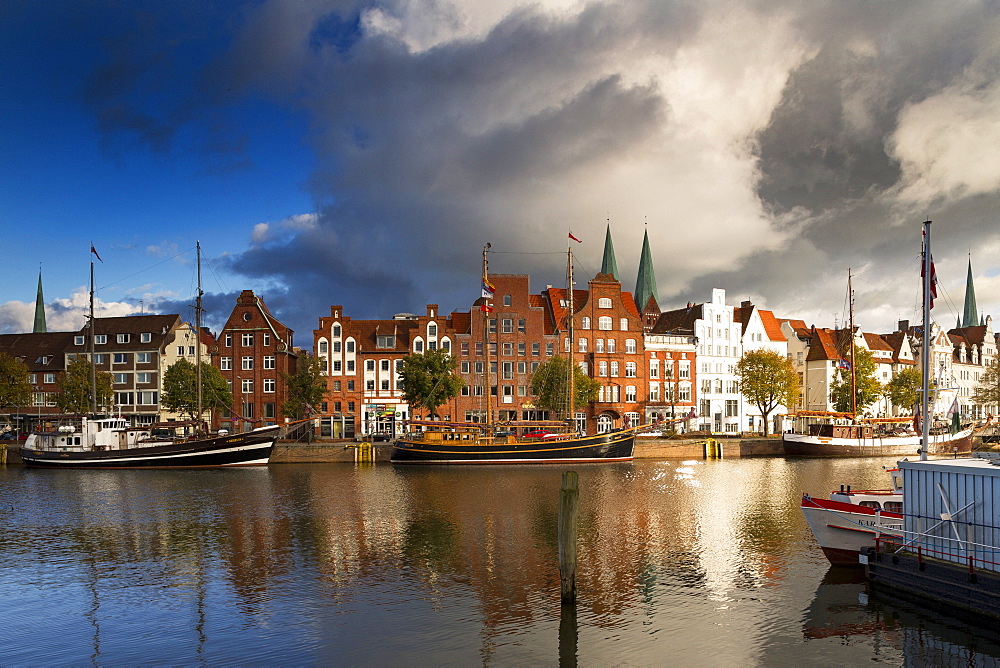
[[2, 0, 998, 349]]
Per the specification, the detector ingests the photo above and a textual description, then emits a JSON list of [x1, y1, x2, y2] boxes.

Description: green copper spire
[[634, 227, 658, 311], [33, 270, 47, 333], [962, 256, 978, 328], [600, 223, 619, 279]]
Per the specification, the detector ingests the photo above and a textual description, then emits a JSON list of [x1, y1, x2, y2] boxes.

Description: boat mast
[[482, 244, 493, 433], [920, 221, 932, 461], [89, 255, 97, 414], [567, 246, 575, 427], [848, 269, 856, 417], [195, 241, 204, 429]]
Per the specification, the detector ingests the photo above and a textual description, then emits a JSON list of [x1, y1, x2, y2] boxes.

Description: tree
[[0, 352, 33, 415], [735, 349, 799, 435], [282, 353, 328, 419], [829, 347, 883, 415], [972, 357, 1000, 412], [56, 357, 113, 414], [398, 348, 464, 419], [885, 368, 922, 413], [161, 358, 232, 421], [529, 356, 600, 419]]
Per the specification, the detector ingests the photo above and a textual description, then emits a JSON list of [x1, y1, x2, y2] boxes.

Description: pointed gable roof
[[600, 224, 619, 280], [33, 271, 46, 334], [963, 256, 978, 328], [634, 228, 658, 317]]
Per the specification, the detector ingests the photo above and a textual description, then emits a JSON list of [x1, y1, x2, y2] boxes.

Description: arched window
[[597, 414, 613, 433]]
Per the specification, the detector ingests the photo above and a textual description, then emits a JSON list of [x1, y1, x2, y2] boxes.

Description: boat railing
[[874, 531, 1000, 575]]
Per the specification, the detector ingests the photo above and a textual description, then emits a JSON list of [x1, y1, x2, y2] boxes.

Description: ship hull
[[783, 428, 972, 457], [391, 431, 634, 464], [801, 496, 904, 566], [19, 428, 278, 469]]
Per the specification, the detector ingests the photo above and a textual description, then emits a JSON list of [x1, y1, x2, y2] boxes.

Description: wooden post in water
[[559, 470, 579, 602]]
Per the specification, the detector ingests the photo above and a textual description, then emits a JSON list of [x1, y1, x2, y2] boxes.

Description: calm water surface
[[2, 457, 999, 665]]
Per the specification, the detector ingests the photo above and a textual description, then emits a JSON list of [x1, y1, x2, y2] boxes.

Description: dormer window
[[35, 356, 49, 364], [117, 334, 130, 343], [377, 335, 395, 349], [74, 336, 85, 346], [95, 335, 107, 345], [140, 333, 151, 343]]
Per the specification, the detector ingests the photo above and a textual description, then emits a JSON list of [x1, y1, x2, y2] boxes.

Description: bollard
[[559, 471, 579, 602]]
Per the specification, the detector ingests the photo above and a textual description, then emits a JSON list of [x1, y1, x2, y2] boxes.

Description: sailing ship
[[391, 243, 636, 464], [20, 242, 280, 468], [783, 268, 972, 457]]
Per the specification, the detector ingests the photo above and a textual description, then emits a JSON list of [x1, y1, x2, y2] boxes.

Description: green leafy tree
[[735, 349, 799, 435], [885, 367, 922, 413], [398, 348, 465, 419], [830, 347, 883, 415], [972, 357, 1000, 412], [282, 353, 328, 419], [161, 358, 232, 421], [56, 357, 113, 414], [529, 355, 600, 419], [0, 352, 33, 414]]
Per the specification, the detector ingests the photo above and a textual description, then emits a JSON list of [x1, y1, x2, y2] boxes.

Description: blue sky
[[2, 0, 999, 346]]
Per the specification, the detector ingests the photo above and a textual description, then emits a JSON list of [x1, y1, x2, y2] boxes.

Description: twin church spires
[[599, 223, 658, 312]]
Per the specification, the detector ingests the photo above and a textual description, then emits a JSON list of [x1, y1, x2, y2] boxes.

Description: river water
[[2, 457, 999, 665]]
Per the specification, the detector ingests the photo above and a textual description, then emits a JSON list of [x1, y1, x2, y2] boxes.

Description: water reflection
[[1, 459, 998, 664]]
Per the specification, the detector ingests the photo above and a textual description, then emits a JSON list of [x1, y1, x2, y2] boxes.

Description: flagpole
[[89, 255, 97, 414], [920, 220, 932, 461]]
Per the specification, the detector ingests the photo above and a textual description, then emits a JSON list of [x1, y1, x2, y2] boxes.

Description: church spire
[[962, 255, 978, 328], [33, 269, 47, 333], [600, 222, 619, 279], [634, 226, 658, 311]]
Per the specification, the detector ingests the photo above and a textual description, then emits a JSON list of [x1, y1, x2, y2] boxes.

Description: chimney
[[898, 320, 909, 333]]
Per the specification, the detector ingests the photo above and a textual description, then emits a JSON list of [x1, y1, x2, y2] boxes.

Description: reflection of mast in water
[[84, 552, 101, 663]]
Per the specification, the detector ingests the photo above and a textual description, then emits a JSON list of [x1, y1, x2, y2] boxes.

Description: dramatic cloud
[[31, 0, 999, 340]]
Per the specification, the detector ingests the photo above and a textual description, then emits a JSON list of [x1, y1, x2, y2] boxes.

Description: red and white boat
[[801, 468, 904, 566]]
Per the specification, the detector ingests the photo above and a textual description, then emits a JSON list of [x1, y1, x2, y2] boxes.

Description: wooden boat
[[391, 243, 635, 465], [20, 416, 278, 468], [392, 420, 635, 464], [801, 468, 905, 565], [784, 417, 973, 457]]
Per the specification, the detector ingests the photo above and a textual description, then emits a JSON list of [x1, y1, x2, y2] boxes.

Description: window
[[442, 340, 451, 352], [679, 385, 691, 401], [518, 319, 525, 333], [598, 316, 613, 330], [94, 353, 106, 364], [117, 333, 130, 343], [347, 401, 355, 412], [115, 392, 134, 405], [581, 317, 591, 330], [177, 346, 186, 356], [517, 342, 525, 356], [620, 318, 628, 331], [43, 373, 56, 384], [333, 380, 341, 392], [347, 381, 354, 391], [139, 391, 158, 405], [461, 342, 470, 356], [606, 339, 616, 353], [598, 298, 612, 308], [599, 361, 608, 376], [532, 343, 540, 356], [488, 319, 496, 334], [625, 386, 636, 402], [503, 294, 511, 307], [136, 373, 151, 384], [242, 333, 254, 346], [263, 333, 271, 346], [428, 324, 437, 337], [74, 336, 85, 345], [346, 340, 355, 353], [242, 357, 254, 370], [137, 352, 151, 364], [546, 343, 554, 356], [625, 362, 636, 378], [414, 340, 424, 352], [333, 324, 342, 337], [650, 361, 659, 378], [264, 403, 276, 419], [264, 379, 275, 393], [140, 333, 151, 343], [518, 361, 527, 374], [242, 379, 253, 393], [366, 380, 375, 391], [221, 356, 233, 370], [263, 355, 275, 369], [502, 342, 513, 356], [381, 379, 390, 391], [679, 362, 690, 379], [502, 319, 513, 333], [596, 339, 604, 353], [578, 338, 587, 353], [725, 400, 738, 417], [319, 341, 328, 354], [378, 359, 388, 372], [243, 403, 254, 419], [462, 361, 470, 373], [113, 353, 128, 364], [610, 361, 619, 377], [95, 335, 107, 345], [702, 379, 712, 394], [502, 362, 513, 380], [650, 384, 660, 401]]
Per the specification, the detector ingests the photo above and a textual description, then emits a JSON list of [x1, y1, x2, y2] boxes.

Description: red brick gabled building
[[213, 290, 296, 432]]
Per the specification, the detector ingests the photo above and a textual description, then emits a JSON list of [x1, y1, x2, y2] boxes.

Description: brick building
[[213, 290, 297, 432]]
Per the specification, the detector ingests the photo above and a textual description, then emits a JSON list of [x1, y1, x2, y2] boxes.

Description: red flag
[[568, 231, 582, 243], [90, 244, 103, 263]]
